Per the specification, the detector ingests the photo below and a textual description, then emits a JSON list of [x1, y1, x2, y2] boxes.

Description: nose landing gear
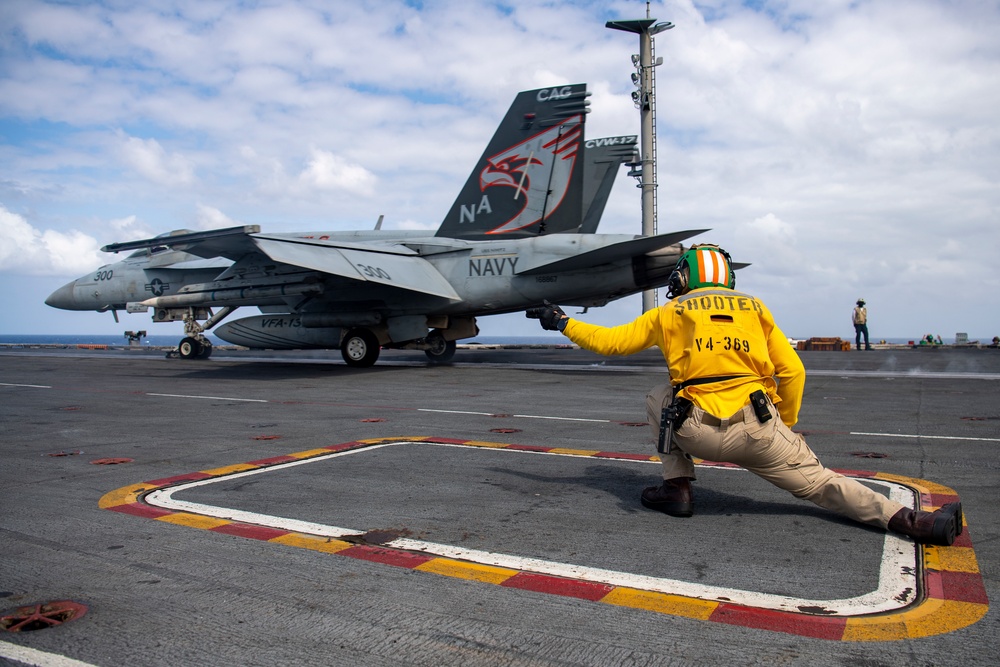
[[178, 336, 212, 359]]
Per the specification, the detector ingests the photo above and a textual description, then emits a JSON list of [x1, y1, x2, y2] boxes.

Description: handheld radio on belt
[[657, 399, 691, 454], [749, 389, 773, 423]]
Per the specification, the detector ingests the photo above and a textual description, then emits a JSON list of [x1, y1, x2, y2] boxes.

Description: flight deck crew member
[[852, 298, 871, 350], [526, 244, 963, 546]]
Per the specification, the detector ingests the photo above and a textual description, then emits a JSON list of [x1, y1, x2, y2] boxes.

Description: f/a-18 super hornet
[[46, 83, 707, 367]]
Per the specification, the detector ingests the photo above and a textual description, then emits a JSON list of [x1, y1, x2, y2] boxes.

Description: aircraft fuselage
[[45, 253, 229, 313]]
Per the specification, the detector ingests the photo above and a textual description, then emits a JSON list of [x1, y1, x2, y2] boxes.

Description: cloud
[[1, 0, 998, 337], [0, 204, 104, 276], [107, 214, 155, 239], [297, 148, 376, 196], [117, 133, 195, 187], [196, 204, 241, 230], [734, 213, 798, 272]]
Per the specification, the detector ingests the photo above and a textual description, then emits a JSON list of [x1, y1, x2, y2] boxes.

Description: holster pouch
[[749, 389, 772, 423], [657, 397, 693, 454]]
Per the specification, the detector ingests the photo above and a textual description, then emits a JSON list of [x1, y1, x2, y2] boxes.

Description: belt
[[674, 374, 752, 390], [700, 407, 747, 427]]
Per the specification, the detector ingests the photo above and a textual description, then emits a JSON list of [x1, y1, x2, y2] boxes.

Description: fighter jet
[[46, 83, 707, 367]]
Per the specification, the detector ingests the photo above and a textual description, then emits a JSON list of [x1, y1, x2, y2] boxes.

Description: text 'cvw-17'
[[46, 84, 707, 367]]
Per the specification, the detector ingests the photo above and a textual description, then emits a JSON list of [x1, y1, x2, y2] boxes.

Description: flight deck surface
[[1, 346, 996, 666]]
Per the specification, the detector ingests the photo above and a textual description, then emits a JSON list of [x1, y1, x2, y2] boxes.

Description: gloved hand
[[525, 300, 568, 331]]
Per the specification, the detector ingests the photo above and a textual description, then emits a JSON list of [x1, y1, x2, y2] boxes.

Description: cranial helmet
[[667, 244, 736, 298], [857, 298, 866, 306]]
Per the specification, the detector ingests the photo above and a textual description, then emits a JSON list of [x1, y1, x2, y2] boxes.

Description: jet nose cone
[[45, 280, 78, 310]]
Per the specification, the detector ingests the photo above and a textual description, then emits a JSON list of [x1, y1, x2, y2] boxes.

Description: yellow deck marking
[[100, 436, 988, 642], [416, 558, 519, 584], [156, 512, 230, 530], [201, 463, 259, 476], [601, 587, 718, 620], [548, 448, 598, 456], [98, 484, 154, 509], [270, 534, 354, 554]]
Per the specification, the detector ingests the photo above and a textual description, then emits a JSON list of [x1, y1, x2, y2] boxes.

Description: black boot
[[887, 502, 963, 546], [641, 478, 693, 517]]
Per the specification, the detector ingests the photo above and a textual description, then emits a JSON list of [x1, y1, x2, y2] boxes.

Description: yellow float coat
[[563, 287, 805, 427]]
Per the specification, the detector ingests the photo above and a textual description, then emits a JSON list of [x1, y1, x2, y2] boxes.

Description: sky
[[1, 0, 998, 342]]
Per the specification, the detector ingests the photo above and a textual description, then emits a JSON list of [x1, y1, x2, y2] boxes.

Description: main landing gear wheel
[[178, 337, 202, 359], [341, 328, 380, 368], [424, 331, 456, 364]]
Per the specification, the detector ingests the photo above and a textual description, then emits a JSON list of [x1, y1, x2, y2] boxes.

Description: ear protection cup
[[666, 261, 688, 298]]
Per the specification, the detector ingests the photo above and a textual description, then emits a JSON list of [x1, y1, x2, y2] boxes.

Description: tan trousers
[[645, 383, 903, 528]]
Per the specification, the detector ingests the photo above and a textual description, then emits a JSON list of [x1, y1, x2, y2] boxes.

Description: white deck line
[[144, 440, 919, 616]]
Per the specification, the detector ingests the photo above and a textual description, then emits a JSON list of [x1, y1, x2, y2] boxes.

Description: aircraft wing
[[102, 226, 461, 300], [516, 229, 708, 275], [251, 235, 461, 301], [101, 225, 262, 261]]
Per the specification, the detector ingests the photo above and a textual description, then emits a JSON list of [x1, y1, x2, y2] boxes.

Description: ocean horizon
[[0, 334, 567, 347], [0, 333, 984, 347]]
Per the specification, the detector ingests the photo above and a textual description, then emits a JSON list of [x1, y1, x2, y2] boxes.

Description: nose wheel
[[178, 337, 212, 359], [174, 308, 223, 360]]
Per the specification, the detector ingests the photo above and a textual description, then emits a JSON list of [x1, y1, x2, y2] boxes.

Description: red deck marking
[[144, 472, 213, 486], [100, 436, 989, 641], [322, 441, 369, 452], [246, 455, 299, 466], [952, 531, 973, 548], [594, 452, 652, 461], [924, 568, 943, 595], [340, 544, 436, 569], [415, 437, 467, 445], [929, 570, 989, 605], [710, 603, 848, 640], [107, 502, 174, 519], [501, 572, 614, 601]]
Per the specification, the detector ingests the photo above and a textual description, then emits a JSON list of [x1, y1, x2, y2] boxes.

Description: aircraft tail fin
[[580, 136, 639, 234], [436, 85, 591, 240]]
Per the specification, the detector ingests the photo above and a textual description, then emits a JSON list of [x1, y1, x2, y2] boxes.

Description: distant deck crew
[[527, 244, 962, 545], [852, 298, 871, 350]]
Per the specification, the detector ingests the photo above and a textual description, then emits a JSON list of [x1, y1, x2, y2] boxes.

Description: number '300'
[[357, 264, 391, 280]]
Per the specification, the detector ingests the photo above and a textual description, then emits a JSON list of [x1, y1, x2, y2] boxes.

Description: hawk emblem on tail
[[478, 115, 583, 235]]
